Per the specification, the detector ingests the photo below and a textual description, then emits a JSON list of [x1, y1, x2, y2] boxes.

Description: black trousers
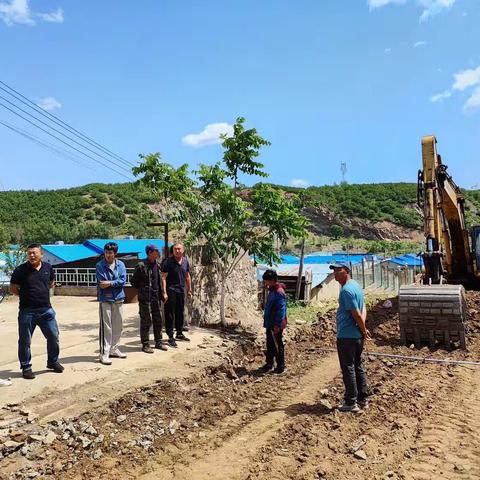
[[265, 328, 285, 368], [164, 290, 185, 338], [336, 338, 368, 405], [139, 300, 163, 346]]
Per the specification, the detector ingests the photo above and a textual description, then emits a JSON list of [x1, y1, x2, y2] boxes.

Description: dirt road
[[1, 293, 480, 480]]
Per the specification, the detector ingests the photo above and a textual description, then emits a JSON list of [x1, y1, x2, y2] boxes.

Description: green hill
[[0, 183, 157, 247], [1, 182, 479, 248]]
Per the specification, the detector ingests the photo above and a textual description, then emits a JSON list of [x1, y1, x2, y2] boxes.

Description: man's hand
[[187, 290, 193, 299], [162, 293, 168, 303], [99, 281, 111, 289], [273, 325, 280, 335], [362, 329, 372, 340]]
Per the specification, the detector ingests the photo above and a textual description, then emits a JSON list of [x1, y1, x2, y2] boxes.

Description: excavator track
[[399, 284, 467, 348]]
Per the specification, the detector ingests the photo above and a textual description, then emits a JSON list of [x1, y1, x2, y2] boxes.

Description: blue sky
[[0, 0, 479, 191]]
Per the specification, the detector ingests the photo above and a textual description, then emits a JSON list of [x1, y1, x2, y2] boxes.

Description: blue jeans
[[18, 307, 60, 371]]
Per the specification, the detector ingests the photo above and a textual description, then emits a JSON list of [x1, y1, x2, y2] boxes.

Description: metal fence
[[351, 259, 422, 293], [53, 268, 135, 287]]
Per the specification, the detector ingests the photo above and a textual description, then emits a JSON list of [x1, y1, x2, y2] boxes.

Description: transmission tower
[[340, 161, 347, 184]]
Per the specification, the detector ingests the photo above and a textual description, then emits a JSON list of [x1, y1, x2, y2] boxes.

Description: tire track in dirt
[[139, 353, 339, 480], [401, 366, 480, 480]]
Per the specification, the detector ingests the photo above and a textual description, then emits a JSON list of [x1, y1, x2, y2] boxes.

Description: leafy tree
[[329, 224, 344, 240], [1, 248, 26, 277], [133, 118, 307, 325], [0, 225, 9, 249], [341, 237, 354, 252], [221, 117, 270, 193]]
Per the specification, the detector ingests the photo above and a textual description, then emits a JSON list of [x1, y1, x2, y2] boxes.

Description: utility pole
[[295, 237, 305, 301], [146, 222, 169, 259], [340, 161, 347, 184]]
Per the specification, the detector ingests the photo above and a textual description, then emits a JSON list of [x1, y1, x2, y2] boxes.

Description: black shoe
[[176, 333, 190, 342], [142, 345, 154, 354], [47, 362, 64, 373], [155, 342, 168, 351], [168, 338, 178, 348], [22, 369, 35, 380], [273, 366, 285, 374], [259, 363, 274, 373]]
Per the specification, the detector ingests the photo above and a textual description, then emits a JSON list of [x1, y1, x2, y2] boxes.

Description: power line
[[0, 100, 132, 180], [0, 120, 97, 172], [0, 80, 135, 169], [0, 94, 133, 176]]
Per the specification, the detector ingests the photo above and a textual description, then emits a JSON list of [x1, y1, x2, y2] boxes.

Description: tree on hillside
[[133, 117, 307, 325], [329, 224, 344, 240], [0, 225, 9, 250]]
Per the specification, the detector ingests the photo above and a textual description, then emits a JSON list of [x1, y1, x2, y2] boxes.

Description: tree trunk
[[219, 276, 226, 327], [295, 237, 305, 301]]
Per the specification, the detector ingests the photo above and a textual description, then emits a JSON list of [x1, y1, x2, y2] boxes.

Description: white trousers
[[99, 301, 123, 356]]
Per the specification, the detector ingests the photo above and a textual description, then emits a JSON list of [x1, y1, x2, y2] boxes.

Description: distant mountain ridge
[[0, 182, 479, 247]]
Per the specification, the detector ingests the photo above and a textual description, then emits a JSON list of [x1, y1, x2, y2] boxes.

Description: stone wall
[[186, 247, 261, 328]]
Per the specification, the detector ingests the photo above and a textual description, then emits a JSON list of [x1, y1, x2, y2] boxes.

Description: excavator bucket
[[399, 284, 467, 348]]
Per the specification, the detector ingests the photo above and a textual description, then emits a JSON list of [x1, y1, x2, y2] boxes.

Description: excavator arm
[[418, 135, 474, 284]]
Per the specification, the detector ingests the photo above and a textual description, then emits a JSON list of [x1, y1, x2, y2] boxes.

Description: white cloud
[[414, 40, 427, 47], [464, 87, 480, 111], [182, 123, 234, 148], [431, 64, 480, 112], [36, 97, 62, 111], [37, 8, 63, 23], [384, 47, 392, 55], [419, 0, 456, 22], [367, 0, 457, 21], [0, 0, 33, 25], [0, 0, 63, 26], [430, 90, 452, 102], [368, 0, 406, 8], [453, 66, 480, 91], [291, 179, 310, 188]]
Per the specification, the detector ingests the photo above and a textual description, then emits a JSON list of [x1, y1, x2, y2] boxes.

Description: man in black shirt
[[131, 244, 168, 354], [161, 243, 192, 347], [10, 243, 64, 380]]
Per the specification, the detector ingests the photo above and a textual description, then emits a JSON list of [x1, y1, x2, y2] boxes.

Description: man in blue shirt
[[96, 242, 127, 365], [330, 261, 370, 412]]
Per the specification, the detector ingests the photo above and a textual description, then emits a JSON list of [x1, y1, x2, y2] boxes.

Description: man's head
[[329, 261, 351, 285], [103, 242, 118, 264], [262, 269, 278, 288], [145, 244, 160, 262], [27, 243, 42, 266], [173, 243, 184, 260]]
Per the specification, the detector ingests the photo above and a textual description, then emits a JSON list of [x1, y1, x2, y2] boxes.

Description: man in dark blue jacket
[[130, 244, 168, 354], [261, 269, 287, 374]]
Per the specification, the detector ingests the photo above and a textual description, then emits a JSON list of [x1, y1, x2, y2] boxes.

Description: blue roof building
[[83, 238, 167, 257], [387, 253, 423, 268], [42, 244, 100, 265]]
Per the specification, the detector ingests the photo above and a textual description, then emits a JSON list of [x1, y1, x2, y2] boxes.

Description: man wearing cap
[[330, 261, 370, 412], [131, 244, 167, 354]]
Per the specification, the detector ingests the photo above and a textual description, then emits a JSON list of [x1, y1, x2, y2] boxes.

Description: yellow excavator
[[399, 135, 480, 348]]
